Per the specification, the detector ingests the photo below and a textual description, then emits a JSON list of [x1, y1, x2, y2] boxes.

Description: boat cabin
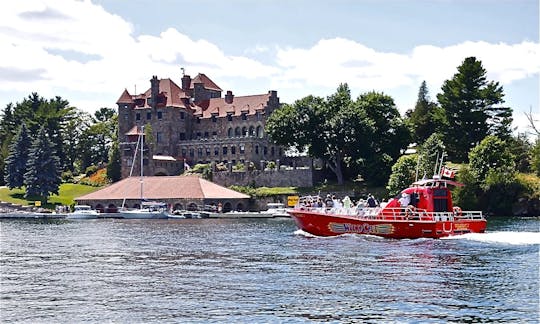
[[383, 178, 463, 213]]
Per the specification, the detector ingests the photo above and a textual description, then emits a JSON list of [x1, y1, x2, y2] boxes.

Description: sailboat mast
[[140, 126, 144, 203]]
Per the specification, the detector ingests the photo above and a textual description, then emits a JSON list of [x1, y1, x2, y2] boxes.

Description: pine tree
[[106, 142, 122, 182], [4, 123, 31, 189], [437, 57, 512, 162], [407, 81, 444, 143], [24, 127, 61, 200]]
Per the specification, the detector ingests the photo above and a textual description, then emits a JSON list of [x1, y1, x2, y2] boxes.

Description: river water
[[1, 216, 538, 323]]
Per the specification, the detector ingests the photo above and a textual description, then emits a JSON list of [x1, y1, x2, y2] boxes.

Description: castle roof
[[75, 175, 250, 200], [116, 89, 133, 104], [191, 73, 222, 91], [192, 94, 270, 119]]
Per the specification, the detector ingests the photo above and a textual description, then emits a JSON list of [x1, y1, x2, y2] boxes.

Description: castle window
[[255, 145, 259, 155], [212, 115, 217, 122], [146, 111, 151, 120], [242, 127, 247, 137], [256, 112, 262, 121], [223, 146, 228, 155], [196, 117, 201, 124], [124, 113, 128, 120], [179, 132, 186, 140], [214, 147, 219, 156], [240, 144, 245, 154], [212, 131, 217, 138], [136, 113, 141, 121], [206, 148, 211, 156], [204, 132, 209, 138], [156, 132, 162, 143], [198, 148, 203, 156], [235, 127, 241, 137], [196, 132, 201, 139], [231, 146, 236, 155], [227, 128, 233, 137], [241, 113, 247, 120], [249, 126, 255, 137], [227, 114, 233, 122], [157, 111, 163, 119], [180, 111, 185, 120], [182, 148, 187, 156], [271, 147, 275, 156], [189, 148, 194, 157], [256, 126, 263, 138], [264, 146, 268, 155]]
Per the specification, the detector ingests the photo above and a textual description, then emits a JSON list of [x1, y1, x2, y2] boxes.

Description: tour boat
[[288, 177, 487, 239]]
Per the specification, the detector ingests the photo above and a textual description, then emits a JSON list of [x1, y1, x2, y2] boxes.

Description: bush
[[85, 165, 99, 177], [61, 170, 74, 183]]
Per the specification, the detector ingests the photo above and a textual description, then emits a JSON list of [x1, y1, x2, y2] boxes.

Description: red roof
[[75, 176, 250, 200], [191, 73, 222, 91], [116, 89, 133, 104], [193, 93, 270, 119]]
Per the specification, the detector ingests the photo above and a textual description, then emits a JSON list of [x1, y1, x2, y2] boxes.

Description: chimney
[[150, 76, 159, 109], [225, 90, 234, 104], [181, 74, 191, 91]]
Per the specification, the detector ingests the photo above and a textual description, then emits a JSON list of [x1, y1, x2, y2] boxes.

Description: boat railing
[[294, 206, 484, 221]]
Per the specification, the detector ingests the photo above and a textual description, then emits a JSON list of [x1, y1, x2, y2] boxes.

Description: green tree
[[358, 91, 410, 185], [266, 84, 373, 185], [106, 142, 122, 182], [437, 57, 512, 162], [4, 123, 31, 189], [530, 138, 540, 176], [417, 133, 446, 179], [406, 81, 445, 143], [386, 154, 418, 196], [77, 109, 118, 171], [24, 127, 62, 201], [0, 103, 17, 185]]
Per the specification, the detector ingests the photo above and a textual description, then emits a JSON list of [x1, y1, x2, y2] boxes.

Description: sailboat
[[119, 126, 169, 219]]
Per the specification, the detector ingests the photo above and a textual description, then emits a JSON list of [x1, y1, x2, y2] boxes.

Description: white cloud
[[0, 0, 538, 134]]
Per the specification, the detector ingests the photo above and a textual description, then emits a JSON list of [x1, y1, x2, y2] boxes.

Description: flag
[[441, 166, 455, 179]]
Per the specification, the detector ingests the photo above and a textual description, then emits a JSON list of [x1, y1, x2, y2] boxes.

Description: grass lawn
[[0, 183, 102, 210]]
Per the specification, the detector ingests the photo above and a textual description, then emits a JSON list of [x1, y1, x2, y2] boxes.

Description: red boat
[[289, 177, 487, 239]]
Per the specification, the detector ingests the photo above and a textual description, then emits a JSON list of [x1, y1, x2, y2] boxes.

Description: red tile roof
[[116, 89, 133, 104], [191, 73, 222, 91], [75, 176, 250, 200], [193, 93, 270, 119]]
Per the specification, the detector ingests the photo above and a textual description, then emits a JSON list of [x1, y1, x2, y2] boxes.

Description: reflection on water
[[1, 217, 538, 323]]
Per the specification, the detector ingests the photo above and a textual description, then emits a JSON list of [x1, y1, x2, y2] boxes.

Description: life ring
[[453, 206, 462, 217]]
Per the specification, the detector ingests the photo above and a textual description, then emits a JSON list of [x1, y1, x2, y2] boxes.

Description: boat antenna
[[433, 151, 440, 178], [438, 152, 446, 177]]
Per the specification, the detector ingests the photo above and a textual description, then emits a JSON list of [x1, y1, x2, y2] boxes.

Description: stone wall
[[212, 167, 313, 188]]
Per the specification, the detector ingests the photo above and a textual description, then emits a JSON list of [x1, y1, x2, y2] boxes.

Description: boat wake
[[443, 231, 540, 245]]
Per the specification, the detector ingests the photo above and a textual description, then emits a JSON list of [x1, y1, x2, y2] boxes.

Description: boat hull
[[289, 210, 487, 239], [119, 211, 169, 219]]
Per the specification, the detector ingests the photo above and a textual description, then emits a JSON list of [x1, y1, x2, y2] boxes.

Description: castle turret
[[150, 75, 159, 109]]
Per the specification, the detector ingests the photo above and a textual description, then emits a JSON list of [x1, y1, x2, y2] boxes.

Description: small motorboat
[[260, 202, 290, 217], [66, 205, 99, 219], [289, 176, 487, 239]]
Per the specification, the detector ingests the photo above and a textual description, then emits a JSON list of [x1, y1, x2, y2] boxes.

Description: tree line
[[266, 56, 539, 215], [0, 93, 120, 201]]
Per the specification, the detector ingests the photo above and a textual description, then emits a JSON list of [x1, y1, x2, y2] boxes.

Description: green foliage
[[61, 170, 74, 183], [469, 136, 515, 186], [453, 165, 480, 210], [185, 163, 212, 180], [266, 161, 276, 170], [506, 133, 533, 173], [417, 133, 446, 178], [530, 138, 540, 176], [4, 123, 31, 189], [106, 142, 122, 182], [386, 154, 418, 196], [437, 57, 512, 162], [266, 85, 408, 186], [233, 162, 245, 171], [23, 127, 62, 200], [85, 165, 99, 177], [405, 81, 445, 143]]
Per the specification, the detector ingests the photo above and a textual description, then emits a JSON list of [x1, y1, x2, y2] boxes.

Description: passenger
[[343, 196, 352, 209], [325, 194, 334, 208], [367, 194, 378, 208], [398, 193, 410, 207]]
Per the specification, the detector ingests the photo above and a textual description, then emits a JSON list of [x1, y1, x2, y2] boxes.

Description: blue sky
[[1, 0, 538, 134]]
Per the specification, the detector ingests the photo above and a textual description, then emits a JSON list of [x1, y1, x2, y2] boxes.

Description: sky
[[1, 0, 539, 135]]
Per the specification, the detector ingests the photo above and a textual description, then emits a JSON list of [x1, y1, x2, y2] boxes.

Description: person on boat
[[343, 196, 352, 209], [325, 194, 334, 208], [367, 194, 378, 208], [398, 193, 410, 207]]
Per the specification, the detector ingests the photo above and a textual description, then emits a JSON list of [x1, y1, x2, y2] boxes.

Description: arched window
[[256, 126, 263, 138], [235, 127, 241, 137], [242, 127, 247, 137], [228, 128, 233, 137], [249, 126, 255, 137]]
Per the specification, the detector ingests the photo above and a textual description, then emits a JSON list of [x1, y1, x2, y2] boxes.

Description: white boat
[[66, 205, 99, 219], [120, 201, 169, 219], [118, 126, 170, 219], [260, 202, 290, 217]]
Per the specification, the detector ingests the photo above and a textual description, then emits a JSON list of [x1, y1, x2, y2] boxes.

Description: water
[[1, 216, 538, 323]]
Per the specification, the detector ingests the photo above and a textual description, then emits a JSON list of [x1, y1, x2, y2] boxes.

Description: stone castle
[[116, 72, 286, 180]]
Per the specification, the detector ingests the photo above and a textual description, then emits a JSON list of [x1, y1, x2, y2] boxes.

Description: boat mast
[[140, 125, 144, 205]]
